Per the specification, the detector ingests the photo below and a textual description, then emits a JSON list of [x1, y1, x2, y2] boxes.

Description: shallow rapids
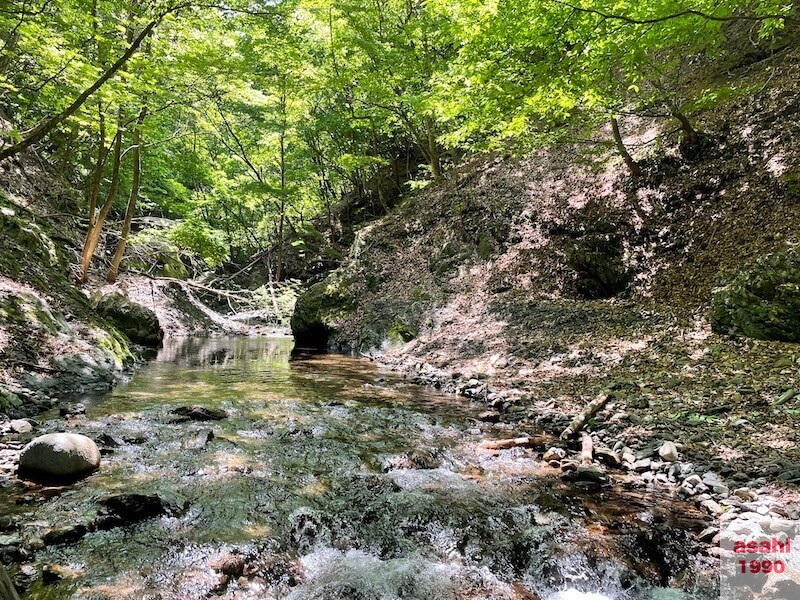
[[0, 337, 717, 599]]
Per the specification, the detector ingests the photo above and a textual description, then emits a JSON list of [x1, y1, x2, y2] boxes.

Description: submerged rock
[[172, 405, 227, 421], [96, 293, 164, 347], [18, 433, 100, 482], [100, 493, 185, 524]]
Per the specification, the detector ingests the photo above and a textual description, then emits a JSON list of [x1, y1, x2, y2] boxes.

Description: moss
[[712, 247, 800, 341], [387, 318, 417, 344], [476, 232, 494, 261]]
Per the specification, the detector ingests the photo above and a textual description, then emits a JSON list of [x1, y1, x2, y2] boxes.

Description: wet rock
[[381, 450, 440, 471], [43, 524, 88, 545], [574, 464, 607, 484], [59, 403, 86, 417], [95, 432, 124, 448], [477, 411, 501, 423], [183, 429, 214, 449], [100, 493, 175, 524], [96, 293, 164, 347], [18, 433, 100, 482], [42, 564, 82, 584], [12, 564, 37, 591], [212, 553, 246, 578], [658, 441, 679, 462], [171, 405, 227, 421], [9, 419, 32, 434], [542, 447, 566, 461], [594, 447, 621, 467]]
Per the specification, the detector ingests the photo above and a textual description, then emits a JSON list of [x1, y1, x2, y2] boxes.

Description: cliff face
[[0, 151, 137, 416]]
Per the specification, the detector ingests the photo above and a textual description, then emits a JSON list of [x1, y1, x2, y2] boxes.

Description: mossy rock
[[96, 293, 164, 347], [290, 279, 356, 350], [711, 247, 800, 342]]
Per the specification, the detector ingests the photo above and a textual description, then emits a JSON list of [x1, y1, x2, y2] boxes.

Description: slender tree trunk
[[610, 117, 641, 177], [275, 129, 286, 283], [79, 116, 123, 282], [672, 111, 699, 148], [0, 13, 164, 162], [425, 118, 442, 180], [87, 108, 108, 230], [107, 107, 147, 283]]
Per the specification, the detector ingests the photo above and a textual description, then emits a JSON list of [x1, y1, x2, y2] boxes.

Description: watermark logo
[[720, 515, 800, 599]]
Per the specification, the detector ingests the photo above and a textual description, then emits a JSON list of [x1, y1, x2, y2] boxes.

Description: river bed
[[0, 337, 717, 599]]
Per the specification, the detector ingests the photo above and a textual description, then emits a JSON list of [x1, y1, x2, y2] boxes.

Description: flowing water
[[1, 337, 718, 599]]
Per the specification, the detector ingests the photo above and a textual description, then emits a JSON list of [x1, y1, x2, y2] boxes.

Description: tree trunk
[[107, 107, 147, 283], [426, 118, 442, 180], [87, 108, 108, 230], [610, 117, 641, 177], [0, 14, 162, 162], [79, 118, 123, 282], [0, 562, 20, 600], [672, 111, 699, 148]]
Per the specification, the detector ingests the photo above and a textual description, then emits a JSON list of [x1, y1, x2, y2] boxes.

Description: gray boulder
[[18, 433, 100, 481], [96, 293, 163, 347]]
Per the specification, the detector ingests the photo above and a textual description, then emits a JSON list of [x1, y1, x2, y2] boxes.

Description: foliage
[[0, 0, 795, 280]]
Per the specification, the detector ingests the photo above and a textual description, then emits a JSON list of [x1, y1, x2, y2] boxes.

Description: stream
[[0, 337, 718, 599]]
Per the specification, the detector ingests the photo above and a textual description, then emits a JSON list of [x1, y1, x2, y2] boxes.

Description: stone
[[684, 474, 702, 487], [59, 403, 86, 417], [542, 447, 566, 461], [183, 429, 214, 450], [697, 526, 719, 542], [632, 458, 651, 472], [658, 441, 679, 462], [96, 293, 164, 347], [42, 564, 82, 584], [701, 499, 724, 516], [43, 524, 88, 545], [594, 448, 621, 467], [18, 433, 100, 481], [574, 464, 607, 484], [100, 494, 172, 524], [9, 419, 32, 434], [171, 406, 227, 421], [477, 411, 501, 423]]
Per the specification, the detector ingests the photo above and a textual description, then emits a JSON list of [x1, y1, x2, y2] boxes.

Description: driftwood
[[0, 563, 20, 600], [560, 392, 614, 440], [580, 433, 594, 465], [479, 435, 554, 450]]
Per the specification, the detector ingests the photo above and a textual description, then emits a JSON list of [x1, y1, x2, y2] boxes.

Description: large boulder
[[18, 433, 101, 481], [96, 293, 164, 347], [712, 248, 800, 342]]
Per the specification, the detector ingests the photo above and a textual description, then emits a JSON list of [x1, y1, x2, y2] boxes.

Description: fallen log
[[479, 435, 554, 450], [560, 392, 614, 440]]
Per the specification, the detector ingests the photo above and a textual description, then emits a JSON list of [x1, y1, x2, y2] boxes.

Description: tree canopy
[[0, 0, 795, 279]]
